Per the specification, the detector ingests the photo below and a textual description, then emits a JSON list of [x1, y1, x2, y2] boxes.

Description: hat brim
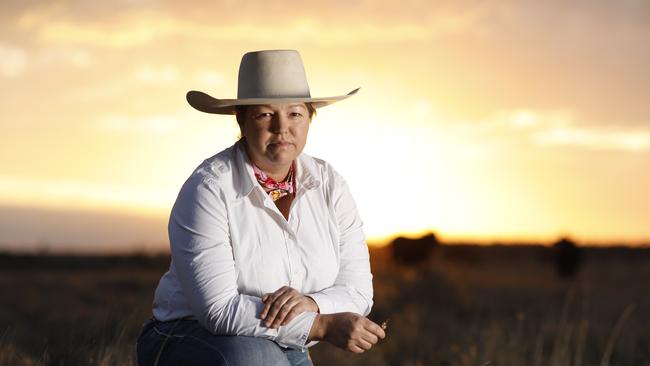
[[186, 88, 359, 115]]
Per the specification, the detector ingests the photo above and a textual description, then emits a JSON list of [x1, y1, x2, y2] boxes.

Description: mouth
[[269, 141, 293, 148]]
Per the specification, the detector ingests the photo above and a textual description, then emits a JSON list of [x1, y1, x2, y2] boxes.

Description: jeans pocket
[[136, 320, 158, 366], [137, 319, 187, 366]]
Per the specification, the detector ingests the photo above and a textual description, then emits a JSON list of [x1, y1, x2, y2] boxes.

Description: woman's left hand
[[261, 286, 319, 329]]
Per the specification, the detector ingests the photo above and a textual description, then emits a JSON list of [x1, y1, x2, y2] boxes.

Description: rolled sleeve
[[275, 312, 318, 351], [306, 293, 335, 315]]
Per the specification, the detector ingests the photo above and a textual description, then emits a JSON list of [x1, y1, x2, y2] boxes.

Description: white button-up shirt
[[152, 140, 374, 350]]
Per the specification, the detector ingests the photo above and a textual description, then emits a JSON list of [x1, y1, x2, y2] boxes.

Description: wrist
[[308, 314, 330, 341], [306, 295, 320, 313]]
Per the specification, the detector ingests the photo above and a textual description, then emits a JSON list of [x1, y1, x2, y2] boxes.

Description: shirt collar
[[234, 140, 321, 199]]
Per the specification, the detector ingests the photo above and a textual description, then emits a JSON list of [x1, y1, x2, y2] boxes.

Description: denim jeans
[[136, 318, 313, 366]]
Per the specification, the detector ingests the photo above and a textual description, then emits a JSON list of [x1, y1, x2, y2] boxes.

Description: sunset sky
[[1, 0, 649, 252]]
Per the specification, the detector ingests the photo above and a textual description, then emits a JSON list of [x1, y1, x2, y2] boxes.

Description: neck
[[260, 164, 291, 182], [243, 143, 292, 182]]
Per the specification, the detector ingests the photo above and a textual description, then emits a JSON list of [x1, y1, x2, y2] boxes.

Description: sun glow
[[2, 1, 650, 250]]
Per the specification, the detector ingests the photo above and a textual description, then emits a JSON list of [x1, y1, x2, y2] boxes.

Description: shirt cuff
[[306, 293, 335, 314], [274, 311, 318, 351]]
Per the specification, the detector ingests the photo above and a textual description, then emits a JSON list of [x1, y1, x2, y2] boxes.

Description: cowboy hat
[[186, 49, 359, 115]]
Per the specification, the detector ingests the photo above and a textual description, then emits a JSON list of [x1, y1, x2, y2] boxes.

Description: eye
[[289, 112, 303, 118], [255, 112, 273, 120]]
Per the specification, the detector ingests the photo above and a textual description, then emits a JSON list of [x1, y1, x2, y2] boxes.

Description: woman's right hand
[[308, 312, 386, 353]]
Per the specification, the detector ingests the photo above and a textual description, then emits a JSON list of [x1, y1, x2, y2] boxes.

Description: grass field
[[1, 244, 649, 365]]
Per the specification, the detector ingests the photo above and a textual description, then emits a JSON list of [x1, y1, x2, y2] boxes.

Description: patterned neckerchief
[[252, 161, 296, 201]]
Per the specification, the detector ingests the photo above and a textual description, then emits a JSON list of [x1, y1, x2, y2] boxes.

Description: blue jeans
[[136, 318, 313, 366]]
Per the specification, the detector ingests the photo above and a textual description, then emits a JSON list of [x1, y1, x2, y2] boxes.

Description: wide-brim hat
[[186, 49, 359, 115]]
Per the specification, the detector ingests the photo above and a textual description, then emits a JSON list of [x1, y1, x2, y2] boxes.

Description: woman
[[136, 50, 385, 366]]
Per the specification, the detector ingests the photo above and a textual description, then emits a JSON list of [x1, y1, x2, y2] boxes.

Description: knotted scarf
[[252, 161, 296, 201]]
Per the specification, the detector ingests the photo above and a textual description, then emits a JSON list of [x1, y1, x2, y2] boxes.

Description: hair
[[235, 103, 317, 126]]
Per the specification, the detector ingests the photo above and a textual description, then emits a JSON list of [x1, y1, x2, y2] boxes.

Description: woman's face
[[239, 103, 311, 172]]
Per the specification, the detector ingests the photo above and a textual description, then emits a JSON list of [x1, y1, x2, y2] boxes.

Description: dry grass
[[1, 246, 649, 365]]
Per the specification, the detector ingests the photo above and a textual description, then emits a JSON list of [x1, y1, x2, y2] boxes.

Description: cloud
[[134, 65, 180, 84], [496, 108, 650, 152], [194, 69, 226, 89], [34, 19, 427, 47], [95, 113, 179, 134], [23, 4, 494, 48], [509, 109, 540, 128], [37, 48, 92, 68], [0, 174, 171, 214], [0, 44, 27, 78], [0, 43, 93, 79], [0, 205, 167, 253], [16, 0, 648, 50], [534, 125, 650, 152]]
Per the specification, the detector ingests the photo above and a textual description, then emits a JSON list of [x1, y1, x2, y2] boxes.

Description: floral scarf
[[252, 161, 296, 201]]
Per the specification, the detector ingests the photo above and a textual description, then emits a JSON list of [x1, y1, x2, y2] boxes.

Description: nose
[[270, 113, 289, 135]]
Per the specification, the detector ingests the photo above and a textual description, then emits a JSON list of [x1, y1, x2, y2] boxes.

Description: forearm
[[307, 231, 374, 316], [191, 291, 318, 350], [203, 293, 273, 336], [307, 314, 328, 342], [308, 284, 373, 315]]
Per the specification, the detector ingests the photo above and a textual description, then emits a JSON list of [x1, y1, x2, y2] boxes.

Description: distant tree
[[553, 237, 582, 278], [391, 232, 439, 265]]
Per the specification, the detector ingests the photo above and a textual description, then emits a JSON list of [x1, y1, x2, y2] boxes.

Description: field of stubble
[[1, 244, 649, 366]]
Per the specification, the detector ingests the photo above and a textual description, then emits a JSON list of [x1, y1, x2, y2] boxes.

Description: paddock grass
[[1, 245, 648, 365]]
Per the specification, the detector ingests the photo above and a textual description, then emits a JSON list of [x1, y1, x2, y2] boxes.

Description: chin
[[269, 152, 297, 164]]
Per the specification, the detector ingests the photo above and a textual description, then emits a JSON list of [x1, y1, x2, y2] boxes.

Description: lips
[[270, 141, 292, 147]]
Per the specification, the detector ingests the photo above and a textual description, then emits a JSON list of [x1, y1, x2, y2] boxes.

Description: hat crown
[[237, 50, 312, 99]]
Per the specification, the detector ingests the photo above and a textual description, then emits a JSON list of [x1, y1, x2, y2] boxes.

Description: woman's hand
[[261, 286, 319, 328], [309, 312, 386, 353]]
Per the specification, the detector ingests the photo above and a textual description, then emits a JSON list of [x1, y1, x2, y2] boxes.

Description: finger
[[261, 294, 271, 307], [355, 338, 373, 351], [261, 292, 279, 319], [260, 293, 273, 320], [261, 287, 290, 319], [364, 321, 386, 339], [273, 298, 301, 327], [261, 298, 273, 320], [349, 343, 367, 354], [265, 292, 296, 327], [361, 331, 379, 345], [281, 301, 309, 325], [269, 290, 298, 318]]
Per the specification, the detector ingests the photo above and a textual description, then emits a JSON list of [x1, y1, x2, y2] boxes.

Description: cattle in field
[[391, 233, 438, 265], [553, 237, 582, 278]]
